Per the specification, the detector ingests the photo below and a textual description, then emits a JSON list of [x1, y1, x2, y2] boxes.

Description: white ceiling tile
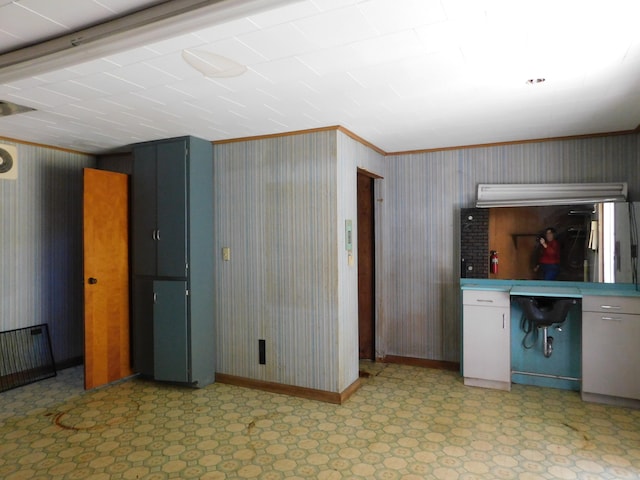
[[309, 0, 360, 12], [1, 76, 48, 91], [192, 17, 258, 43], [250, 57, 318, 84], [93, 0, 166, 15], [0, 4, 63, 45], [66, 58, 120, 76], [72, 72, 143, 95], [105, 46, 162, 67], [247, 1, 319, 28], [414, 18, 484, 55], [6, 86, 77, 107], [42, 79, 108, 100], [205, 37, 269, 66], [1, 0, 640, 153], [109, 62, 181, 89], [17, 0, 113, 30], [293, 5, 378, 49], [358, 0, 446, 34], [143, 54, 201, 81], [144, 33, 206, 55], [237, 23, 317, 61]]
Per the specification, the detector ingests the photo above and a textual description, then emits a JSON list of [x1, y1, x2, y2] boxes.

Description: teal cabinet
[[132, 136, 214, 387], [153, 281, 188, 383], [133, 139, 187, 278]]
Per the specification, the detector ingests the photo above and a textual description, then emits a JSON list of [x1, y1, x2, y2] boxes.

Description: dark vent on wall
[[0, 100, 36, 117], [0, 324, 56, 392]]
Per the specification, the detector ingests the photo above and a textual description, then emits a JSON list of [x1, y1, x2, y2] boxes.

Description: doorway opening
[[357, 169, 377, 361]]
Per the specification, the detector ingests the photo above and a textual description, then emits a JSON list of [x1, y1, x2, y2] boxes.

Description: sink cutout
[[515, 296, 580, 357]]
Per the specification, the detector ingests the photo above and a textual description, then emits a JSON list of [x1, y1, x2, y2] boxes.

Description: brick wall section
[[460, 208, 489, 278]]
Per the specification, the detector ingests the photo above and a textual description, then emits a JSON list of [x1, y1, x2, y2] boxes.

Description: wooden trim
[[382, 355, 460, 372], [211, 125, 386, 157], [337, 126, 386, 156], [0, 135, 92, 156], [386, 128, 639, 157], [339, 378, 361, 403], [215, 373, 361, 404], [212, 126, 341, 145], [357, 167, 383, 180]]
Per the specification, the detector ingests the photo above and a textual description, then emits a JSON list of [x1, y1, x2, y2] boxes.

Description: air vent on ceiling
[[0, 101, 36, 117], [0, 144, 18, 180]]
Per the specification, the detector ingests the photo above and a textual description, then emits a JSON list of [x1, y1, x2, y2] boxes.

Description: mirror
[[461, 202, 639, 283]]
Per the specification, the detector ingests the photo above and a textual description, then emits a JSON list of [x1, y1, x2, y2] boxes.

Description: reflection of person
[[535, 227, 560, 280]]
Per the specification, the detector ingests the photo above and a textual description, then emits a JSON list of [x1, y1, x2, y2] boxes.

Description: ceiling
[[1, 0, 640, 154]]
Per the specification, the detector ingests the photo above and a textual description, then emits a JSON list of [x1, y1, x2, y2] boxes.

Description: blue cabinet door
[[153, 281, 188, 383], [156, 140, 187, 277], [132, 278, 154, 376], [132, 144, 157, 276]]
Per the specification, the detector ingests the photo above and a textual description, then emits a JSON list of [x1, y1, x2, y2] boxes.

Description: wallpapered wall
[[0, 141, 95, 367], [383, 133, 640, 363], [4, 130, 639, 387], [212, 131, 344, 392]]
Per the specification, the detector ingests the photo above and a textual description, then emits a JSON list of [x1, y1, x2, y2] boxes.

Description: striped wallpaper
[[336, 131, 385, 390], [384, 133, 640, 363], [3, 128, 638, 390], [0, 141, 95, 368], [213, 131, 342, 392]]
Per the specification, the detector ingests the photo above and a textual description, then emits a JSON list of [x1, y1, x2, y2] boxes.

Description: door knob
[[88, 277, 98, 285]]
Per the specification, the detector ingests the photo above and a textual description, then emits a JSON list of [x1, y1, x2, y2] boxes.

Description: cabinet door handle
[[152, 229, 157, 241], [476, 299, 494, 303], [601, 316, 622, 321], [502, 313, 505, 329], [600, 305, 621, 310], [153, 292, 157, 304], [156, 229, 161, 241]]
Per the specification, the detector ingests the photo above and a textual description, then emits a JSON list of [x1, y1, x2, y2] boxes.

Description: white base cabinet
[[582, 295, 640, 406], [462, 290, 511, 391]]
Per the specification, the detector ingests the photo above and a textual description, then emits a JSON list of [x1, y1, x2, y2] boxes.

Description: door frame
[[356, 168, 383, 361]]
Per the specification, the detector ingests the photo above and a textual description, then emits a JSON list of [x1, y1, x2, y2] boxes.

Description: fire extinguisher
[[490, 250, 499, 274]]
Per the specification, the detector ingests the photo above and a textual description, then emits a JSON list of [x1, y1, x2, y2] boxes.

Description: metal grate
[[0, 324, 56, 393]]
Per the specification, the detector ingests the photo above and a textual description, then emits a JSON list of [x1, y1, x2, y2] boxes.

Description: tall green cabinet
[[132, 136, 214, 387]]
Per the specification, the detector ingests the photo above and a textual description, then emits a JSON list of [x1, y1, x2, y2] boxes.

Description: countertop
[[460, 279, 640, 298]]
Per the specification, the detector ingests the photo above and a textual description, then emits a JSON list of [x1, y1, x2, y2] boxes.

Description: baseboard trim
[[215, 373, 361, 405], [382, 355, 460, 372]]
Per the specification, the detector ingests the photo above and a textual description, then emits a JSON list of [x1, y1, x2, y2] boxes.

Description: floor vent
[[0, 324, 56, 393]]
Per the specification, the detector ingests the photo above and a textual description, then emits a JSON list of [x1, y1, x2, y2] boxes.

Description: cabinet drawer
[[582, 312, 640, 400], [463, 289, 510, 307], [582, 295, 640, 314]]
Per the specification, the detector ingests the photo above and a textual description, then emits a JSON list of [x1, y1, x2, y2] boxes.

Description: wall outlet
[[259, 339, 266, 365]]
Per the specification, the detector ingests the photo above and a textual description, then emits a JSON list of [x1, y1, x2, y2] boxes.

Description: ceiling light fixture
[[0, 100, 36, 117], [526, 78, 546, 85], [476, 183, 628, 207], [0, 0, 290, 84], [181, 49, 246, 78]]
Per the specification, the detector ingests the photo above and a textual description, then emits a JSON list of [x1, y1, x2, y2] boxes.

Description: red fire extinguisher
[[490, 250, 499, 274]]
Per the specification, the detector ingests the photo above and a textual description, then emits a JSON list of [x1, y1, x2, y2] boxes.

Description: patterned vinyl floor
[[0, 362, 639, 479]]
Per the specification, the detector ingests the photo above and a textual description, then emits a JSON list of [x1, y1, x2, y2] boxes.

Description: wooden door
[[357, 171, 376, 360], [83, 168, 132, 389]]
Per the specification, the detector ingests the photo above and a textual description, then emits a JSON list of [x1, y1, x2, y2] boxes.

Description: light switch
[[222, 247, 231, 261]]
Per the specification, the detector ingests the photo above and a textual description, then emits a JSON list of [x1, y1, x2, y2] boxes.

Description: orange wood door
[[83, 168, 132, 389], [357, 171, 376, 360]]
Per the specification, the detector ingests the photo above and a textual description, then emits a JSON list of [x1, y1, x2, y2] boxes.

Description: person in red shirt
[[535, 227, 561, 280]]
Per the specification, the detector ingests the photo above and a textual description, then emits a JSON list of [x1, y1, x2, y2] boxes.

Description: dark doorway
[[357, 170, 376, 360]]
